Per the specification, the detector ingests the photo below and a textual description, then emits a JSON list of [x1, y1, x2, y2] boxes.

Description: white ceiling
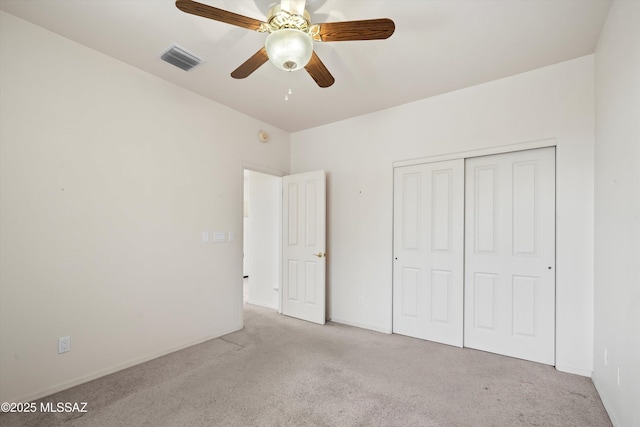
[[0, 0, 612, 132]]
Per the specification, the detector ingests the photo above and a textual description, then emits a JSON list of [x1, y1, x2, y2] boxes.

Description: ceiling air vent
[[160, 45, 203, 71]]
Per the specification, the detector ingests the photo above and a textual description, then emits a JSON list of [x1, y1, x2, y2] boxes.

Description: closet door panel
[[464, 147, 556, 365], [393, 160, 464, 347]]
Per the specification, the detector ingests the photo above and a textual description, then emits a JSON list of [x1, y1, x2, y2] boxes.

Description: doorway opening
[[243, 169, 282, 312]]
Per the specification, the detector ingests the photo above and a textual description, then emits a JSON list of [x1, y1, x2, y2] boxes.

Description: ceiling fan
[[175, 0, 395, 88]]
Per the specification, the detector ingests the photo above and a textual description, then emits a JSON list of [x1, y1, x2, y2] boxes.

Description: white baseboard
[[11, 324, 242, 404], [555, 364, 593, 377], [592, 377, 621, 427], [329, 317, 392, 334], [247, 299, 278, 310]]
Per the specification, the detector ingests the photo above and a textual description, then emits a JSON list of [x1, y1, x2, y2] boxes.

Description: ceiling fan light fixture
[[265, 29, 313, 72]]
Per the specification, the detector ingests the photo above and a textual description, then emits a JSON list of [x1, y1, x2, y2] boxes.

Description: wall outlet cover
[[58, 336, 70, 354]]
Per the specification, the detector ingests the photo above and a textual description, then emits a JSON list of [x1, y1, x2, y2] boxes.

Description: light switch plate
[[213, 232, 226, 243]]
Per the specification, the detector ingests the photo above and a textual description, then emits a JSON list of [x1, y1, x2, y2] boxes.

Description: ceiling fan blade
[[305, 51, 335, 88], [280, 0, 306, 16], [231, 47, 270, 79], [175, 0, 266, 31], [315, 18, 395, 42]]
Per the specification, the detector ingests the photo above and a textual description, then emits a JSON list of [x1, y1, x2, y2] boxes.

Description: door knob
[[313, 252, 326, 258]]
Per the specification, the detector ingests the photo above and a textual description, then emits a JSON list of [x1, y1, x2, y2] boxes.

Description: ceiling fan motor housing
[[266, 5, 311, 33]]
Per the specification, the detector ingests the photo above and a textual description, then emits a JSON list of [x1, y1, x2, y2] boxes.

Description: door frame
[[391, 137, 557, 358], [394, 138, 557, 168]]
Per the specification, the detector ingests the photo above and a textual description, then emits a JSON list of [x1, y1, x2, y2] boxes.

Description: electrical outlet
[[58, 336, 70, 354], [358, 296, 365, 306]]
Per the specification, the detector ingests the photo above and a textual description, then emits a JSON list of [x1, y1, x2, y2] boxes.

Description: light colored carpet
[[1, 300, 611, 426]]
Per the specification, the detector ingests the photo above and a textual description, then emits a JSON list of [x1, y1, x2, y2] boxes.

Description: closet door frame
[[393, 139, 557, 169]]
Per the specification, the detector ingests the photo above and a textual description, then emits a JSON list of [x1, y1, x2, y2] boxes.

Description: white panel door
[[464, 147, 555, 365], [282, 170, 326, 325], [393, 159, 464, 347]]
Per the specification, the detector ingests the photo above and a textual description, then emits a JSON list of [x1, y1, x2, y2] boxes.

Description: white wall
[[247, 170, 281, 310], [0, 12, 290, 403], [292, 55, 595, 375], [593, 2, 640, 426]]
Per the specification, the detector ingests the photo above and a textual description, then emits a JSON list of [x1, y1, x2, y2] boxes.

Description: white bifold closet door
[[464, 147, 555, 365], [393, 159, 465, 347]]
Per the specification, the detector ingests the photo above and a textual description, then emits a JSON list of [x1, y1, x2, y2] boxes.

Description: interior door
[[282, 170, 326, 325], [464, 147, 555, 365], [393, 159, 465, 346]]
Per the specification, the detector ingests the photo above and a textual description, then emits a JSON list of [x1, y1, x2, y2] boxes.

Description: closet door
[[464, 147, 555, 365], [392, 159, 464, 347]]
